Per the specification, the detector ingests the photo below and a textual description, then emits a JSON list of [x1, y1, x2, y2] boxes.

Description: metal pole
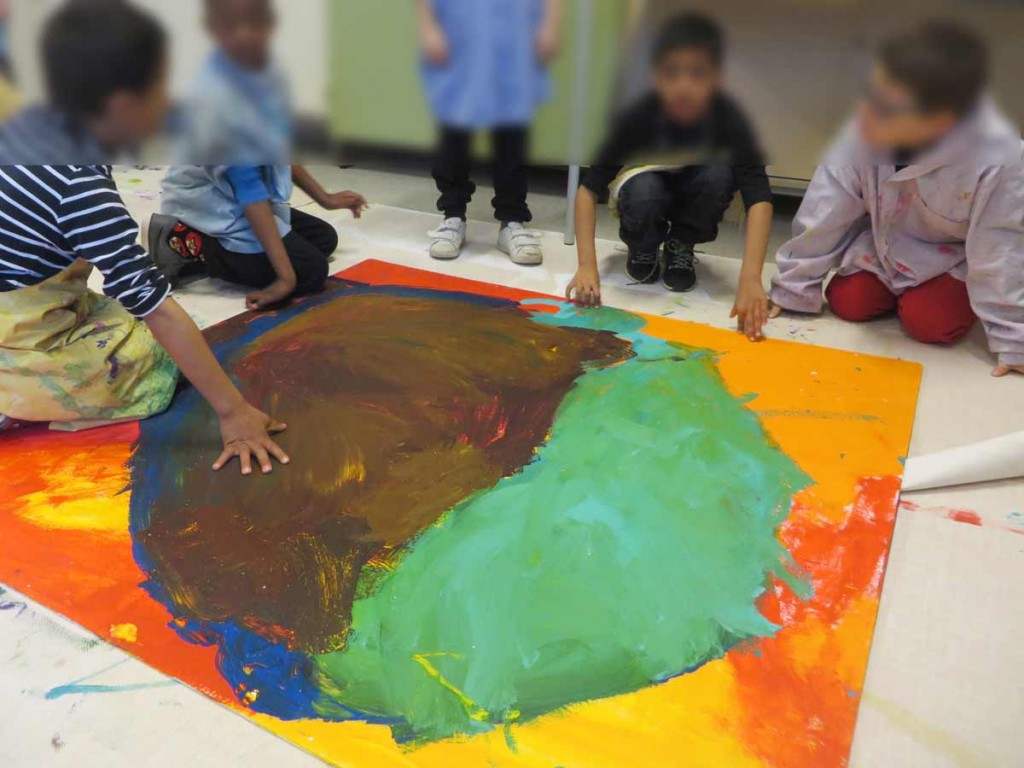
[[564, 0, 594, 246]]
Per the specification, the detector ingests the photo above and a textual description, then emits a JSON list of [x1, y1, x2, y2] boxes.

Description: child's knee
[[618, 174, 672, 220], [294, 256, 330, 297], [826, 272, 896, 322], [323, 227, 340, 258], [898, 283, 976, 344]]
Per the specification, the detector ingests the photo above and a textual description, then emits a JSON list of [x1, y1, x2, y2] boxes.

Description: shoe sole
[[664, 281, 698, 293], [429, 249, 462, 261]]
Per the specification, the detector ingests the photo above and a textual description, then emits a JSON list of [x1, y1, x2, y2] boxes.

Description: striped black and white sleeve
[[56, 168, 171, 318]]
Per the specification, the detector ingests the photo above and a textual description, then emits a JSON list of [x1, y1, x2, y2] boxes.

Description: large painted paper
[[0, 260, 922, 767]]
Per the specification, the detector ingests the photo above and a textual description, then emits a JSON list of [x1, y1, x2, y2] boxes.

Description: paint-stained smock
[[771, 99, 1024, 366], [420, 0, 551, 129]]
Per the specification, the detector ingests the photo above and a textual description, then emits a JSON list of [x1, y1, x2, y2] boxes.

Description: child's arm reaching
[[145, 298, 290, 475], [964, 165, 1024, 377], [565, 186, 602, 308], [242, 199, 299, 312], [416, 0, 449, 65], [292, 166, 368, 218], [731, 200, 774, 340]]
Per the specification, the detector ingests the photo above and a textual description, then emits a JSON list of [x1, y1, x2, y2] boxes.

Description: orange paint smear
[[0, 424, 236, 704], [729, 477, 901, 767]]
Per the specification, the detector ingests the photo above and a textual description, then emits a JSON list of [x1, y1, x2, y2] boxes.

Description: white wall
[[10, 0, 329, 117]]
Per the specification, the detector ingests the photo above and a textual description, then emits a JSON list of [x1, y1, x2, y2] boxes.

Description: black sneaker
[[663, 240, 698, 293], [626, 247, 661, 284]]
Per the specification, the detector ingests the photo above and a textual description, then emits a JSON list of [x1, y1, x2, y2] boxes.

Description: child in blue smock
[[153, 0, 367, 312], [417, 0, 562, 265]]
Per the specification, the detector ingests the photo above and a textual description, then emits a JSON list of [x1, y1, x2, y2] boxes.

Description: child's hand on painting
[[731, 278, 770, 341], [214, 402, 290, 476], [323, 191, 369, 219], [992, 363, 1024, 378], [420, 20, 450, 66], [566, 267, 602, 308], [246, 278, 296, 313]]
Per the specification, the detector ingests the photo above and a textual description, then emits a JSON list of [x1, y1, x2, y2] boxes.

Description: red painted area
[[729, 476, 902, 767], [945, 509, 983, 527]]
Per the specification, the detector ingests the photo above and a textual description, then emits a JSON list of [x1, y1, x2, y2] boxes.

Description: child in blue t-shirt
[[155, 0, 367, 312]]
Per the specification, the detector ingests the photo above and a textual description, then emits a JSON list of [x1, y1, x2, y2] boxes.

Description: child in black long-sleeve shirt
[[567, 13, 775, 340]]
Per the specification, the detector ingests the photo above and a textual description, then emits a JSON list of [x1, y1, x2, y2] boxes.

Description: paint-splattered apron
[[0, 261, 178, 423]]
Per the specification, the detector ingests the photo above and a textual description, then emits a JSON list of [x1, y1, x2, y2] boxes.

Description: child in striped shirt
[[0, 0, 287, 475]]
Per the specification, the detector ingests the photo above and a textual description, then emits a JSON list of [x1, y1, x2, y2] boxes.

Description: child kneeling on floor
[[568, 12, 775, 339], [0, 0, 287, 474], [152, 0, 367, 312], [770, 21, 1024, 377]]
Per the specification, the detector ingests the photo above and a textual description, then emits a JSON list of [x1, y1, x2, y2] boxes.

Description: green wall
[[328, 1, 624, 165]]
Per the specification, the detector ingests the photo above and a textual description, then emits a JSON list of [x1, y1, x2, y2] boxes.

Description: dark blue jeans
[[617, 166, 735, 253]]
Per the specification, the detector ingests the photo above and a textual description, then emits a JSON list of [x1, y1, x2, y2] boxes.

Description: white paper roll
[[902, 431, 1024, 492]]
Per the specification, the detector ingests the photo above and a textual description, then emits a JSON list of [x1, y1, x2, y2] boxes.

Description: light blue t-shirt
[[421, 0, 552, 129], [162, 52, 294, 254]]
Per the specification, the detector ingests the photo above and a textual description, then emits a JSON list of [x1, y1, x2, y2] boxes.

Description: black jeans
[[201, 209, 339, 296], [617, 167, 736, 253], [432, 125, 532, 223]]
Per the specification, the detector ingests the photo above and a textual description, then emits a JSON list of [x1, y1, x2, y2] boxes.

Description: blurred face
[[653, 48, 721, 125], [101, 59, 171, 145], [207, 0, 275, 70], [856, 65, 956, 151]]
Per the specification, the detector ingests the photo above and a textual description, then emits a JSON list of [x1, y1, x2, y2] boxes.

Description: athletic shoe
[[428, 217, 467, 260], [663, 239, 699, 293], [497, 222, 543, 266], [625, 247, 661, 284]]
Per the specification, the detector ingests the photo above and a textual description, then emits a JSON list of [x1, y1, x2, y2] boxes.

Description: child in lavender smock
[[770, 21, 1024, 377]]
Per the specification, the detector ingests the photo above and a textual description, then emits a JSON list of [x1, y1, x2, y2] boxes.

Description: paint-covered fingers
[[566, 269, 602, 309], [992, 363, 1024, 378], [214, 403, 292, 475], [732, 281, 769, 341]]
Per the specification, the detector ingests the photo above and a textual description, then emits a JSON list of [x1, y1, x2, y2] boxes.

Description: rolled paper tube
[[902, 430, 1024, 492]]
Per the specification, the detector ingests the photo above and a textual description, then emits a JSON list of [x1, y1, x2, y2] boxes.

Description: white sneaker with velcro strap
[[498, 222, 543, 266], [428, 217, 467, 260]]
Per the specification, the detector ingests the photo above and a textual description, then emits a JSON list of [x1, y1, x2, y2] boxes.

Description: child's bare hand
[[992, 363, 1024, 378], [214, 403, 290, 476], [731, 280, 770, 341], [566, 267, 602, 308], [323, 191, 368, 218], [246, 278, 295, 312], [768, 303, 784, 319], [421, 22, 450, 65], [536, 24, 561, 64]]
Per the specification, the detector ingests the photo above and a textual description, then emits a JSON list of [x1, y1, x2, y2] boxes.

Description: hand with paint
[[731, 278, 770, 341], [566, 266, 602, 308], [214, 401, 290, 476]]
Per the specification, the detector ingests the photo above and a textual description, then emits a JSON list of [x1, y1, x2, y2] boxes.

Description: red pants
[[825, 271, 976, 344]]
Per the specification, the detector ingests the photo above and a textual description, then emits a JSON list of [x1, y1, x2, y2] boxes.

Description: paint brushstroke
[[128, 282, 812, 743]]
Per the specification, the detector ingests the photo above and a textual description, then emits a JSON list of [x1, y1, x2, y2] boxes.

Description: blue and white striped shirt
[[0, 165, 170, 318]]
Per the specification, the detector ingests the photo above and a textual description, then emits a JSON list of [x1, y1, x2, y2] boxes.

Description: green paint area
[[313, 304, 812, 744]]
